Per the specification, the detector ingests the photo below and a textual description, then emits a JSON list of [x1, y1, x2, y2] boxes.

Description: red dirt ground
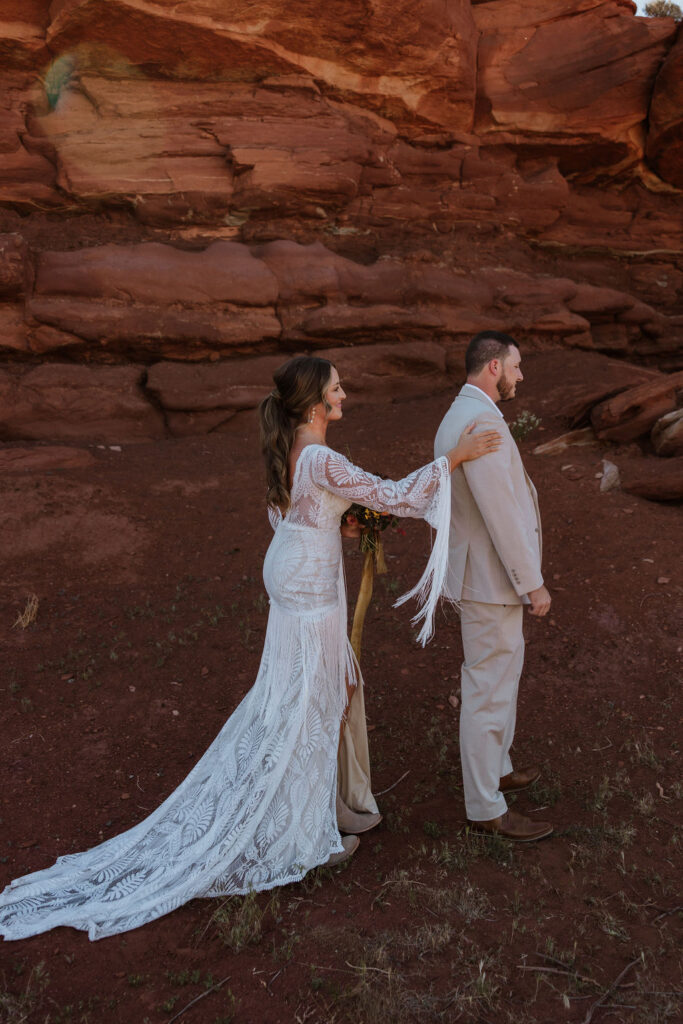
[[0, 350, 681, 1024]]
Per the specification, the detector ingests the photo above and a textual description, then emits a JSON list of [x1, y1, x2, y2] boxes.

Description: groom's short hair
[[465, 331, 518, 376]]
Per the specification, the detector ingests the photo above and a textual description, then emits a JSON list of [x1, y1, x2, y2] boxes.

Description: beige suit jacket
[[434, 385, 543, 605]]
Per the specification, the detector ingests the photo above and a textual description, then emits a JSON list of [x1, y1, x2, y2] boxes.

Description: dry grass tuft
[[0, 962, 50, 1023], [210, 890, 281, 953], [13, 593, 39, 630]]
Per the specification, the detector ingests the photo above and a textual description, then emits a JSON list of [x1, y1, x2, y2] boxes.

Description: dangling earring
[[308, 407, 316, 425]]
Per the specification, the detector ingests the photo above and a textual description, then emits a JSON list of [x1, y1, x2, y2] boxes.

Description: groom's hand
[[528, 584, 551, 617]]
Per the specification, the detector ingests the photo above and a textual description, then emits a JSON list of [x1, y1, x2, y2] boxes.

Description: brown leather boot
[[499, 766, 541, 794], [325, 835, 359, 866], [468, 809, 552, 842], [336, 794, 382, 835]]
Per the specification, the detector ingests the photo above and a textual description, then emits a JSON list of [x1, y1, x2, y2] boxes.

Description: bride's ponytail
[[259, 356, 334, 512], [259, 389, 294, 512]]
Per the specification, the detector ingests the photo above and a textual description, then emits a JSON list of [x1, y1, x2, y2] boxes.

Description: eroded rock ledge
[[0, 1, 681, 442]]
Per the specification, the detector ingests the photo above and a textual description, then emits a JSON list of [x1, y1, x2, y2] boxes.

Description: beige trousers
[[459, 599, 525, 822], [337, 675, 379, 814]]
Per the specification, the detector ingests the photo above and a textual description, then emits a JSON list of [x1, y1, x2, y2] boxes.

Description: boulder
[[652, 408, 683, 457], [599, 458, 621, 493], [0, 365, 166, 443], [556, 360, 662, 427], [591, 371, 683, 442], [620, 457, 683, 502]]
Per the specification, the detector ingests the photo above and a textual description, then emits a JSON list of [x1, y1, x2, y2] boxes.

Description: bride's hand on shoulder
[[447, 422, 502, 470]]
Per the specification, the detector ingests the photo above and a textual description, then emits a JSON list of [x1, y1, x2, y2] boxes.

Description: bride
[[0, 355, 500, 941]]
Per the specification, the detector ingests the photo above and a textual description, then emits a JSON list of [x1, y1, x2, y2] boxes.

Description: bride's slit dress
[[0, 446, 450, 940]]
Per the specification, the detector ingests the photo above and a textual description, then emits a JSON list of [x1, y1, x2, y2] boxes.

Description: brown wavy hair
[[259, 355, 334, 511]]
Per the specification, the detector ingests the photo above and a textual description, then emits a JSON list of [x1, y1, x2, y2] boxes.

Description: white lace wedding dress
[[0, 445, 451, 941]]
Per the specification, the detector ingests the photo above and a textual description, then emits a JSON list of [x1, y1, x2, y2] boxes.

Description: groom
[[434, 331, 553, 842]]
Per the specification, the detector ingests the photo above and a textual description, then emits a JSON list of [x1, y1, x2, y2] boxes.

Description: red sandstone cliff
[[0, 0, 681, 440]]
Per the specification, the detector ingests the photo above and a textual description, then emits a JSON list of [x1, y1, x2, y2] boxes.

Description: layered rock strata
[[0, 0, 681, 444], [9, 239, 681, 366]]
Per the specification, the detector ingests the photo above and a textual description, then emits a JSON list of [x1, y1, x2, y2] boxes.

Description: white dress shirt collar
[[461, 382, 504, 418]]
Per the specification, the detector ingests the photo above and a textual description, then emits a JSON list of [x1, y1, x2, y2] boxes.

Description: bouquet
[[341, 504, 398, 567]]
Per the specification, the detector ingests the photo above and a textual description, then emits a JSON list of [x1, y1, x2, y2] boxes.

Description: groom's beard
[[496, 370, 515, 401]]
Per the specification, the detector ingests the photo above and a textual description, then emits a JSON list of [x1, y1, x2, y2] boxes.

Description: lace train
[[0, 597, 354, 940]]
